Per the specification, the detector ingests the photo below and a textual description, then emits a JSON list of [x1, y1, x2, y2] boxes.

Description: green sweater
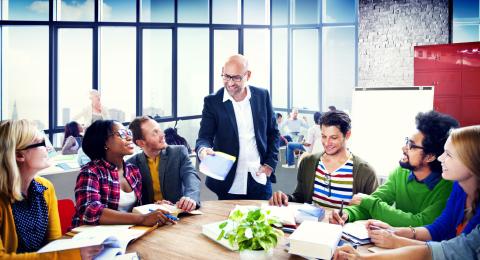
[[345, 167, 453, 227]]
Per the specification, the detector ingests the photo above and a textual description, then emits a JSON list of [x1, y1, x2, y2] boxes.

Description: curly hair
[[416, 111, 459, 173], [82, 120, 116, 160]]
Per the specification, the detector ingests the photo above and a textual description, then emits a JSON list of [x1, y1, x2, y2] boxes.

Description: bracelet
[[409, 226, 416, 240]]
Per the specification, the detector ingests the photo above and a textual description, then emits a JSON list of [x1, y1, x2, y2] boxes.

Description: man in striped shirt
[[269, 110, 378, 209]]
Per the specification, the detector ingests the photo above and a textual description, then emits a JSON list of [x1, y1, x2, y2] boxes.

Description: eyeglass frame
[[405, 137, 424, 150], [20, 140, 46, 150], [110, 129, 133, 140], [221, 72, 248, 82]]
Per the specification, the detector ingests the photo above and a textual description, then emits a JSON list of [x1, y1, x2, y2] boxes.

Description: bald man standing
[[196, 54, 280, 200]]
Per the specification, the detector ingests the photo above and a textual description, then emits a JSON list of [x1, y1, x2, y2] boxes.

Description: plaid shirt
[[72, 159, 142, 227]]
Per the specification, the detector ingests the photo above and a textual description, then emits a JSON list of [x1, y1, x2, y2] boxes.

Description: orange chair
[[57, 199, 76, 235]]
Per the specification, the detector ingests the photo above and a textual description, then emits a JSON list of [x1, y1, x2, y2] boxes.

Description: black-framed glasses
[[221, 72, 246, 82], [111, 129, 133, 140], [21, 140, 46, 150], [405, 137, 424, 150]]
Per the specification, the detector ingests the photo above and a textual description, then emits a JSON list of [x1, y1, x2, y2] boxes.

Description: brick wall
[[358, 0, 450, 87]]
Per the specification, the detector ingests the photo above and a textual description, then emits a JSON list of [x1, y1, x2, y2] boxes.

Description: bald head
[[222, 54, 251, 101]]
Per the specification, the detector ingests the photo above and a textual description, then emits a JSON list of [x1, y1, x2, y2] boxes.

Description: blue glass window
[[57, 0, 94, 21], [272, 0, 289, 25], [100, 0, 136, 22], [244, 0, 270, 25], [212, 0, 240, 24], [322, 0, 356, 23], [453, 0, 479, 19], [141, 0, 174, 23], [292, 0, 319, 24], [3, 0, 49, 21], [178, 0, 209, 23]]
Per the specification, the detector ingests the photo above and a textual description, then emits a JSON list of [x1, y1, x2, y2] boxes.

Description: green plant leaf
[[216, 229, 225, 241], [218, 221, 228, 229]]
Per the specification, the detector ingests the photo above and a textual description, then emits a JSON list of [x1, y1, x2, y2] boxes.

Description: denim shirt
[[428, 225, 480, 260]]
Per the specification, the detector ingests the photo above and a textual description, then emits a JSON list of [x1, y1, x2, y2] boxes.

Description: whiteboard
[[349, 87, 434, 178]]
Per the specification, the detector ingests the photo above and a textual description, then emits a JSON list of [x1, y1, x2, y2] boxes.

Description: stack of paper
[[288, 221, 343, 259], [342, 222, 371, 245], [199, 152, 236, 180]]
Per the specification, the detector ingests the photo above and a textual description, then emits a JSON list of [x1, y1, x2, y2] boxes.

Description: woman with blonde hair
[[0, 119, 101, 259], [334, 125, 480, 260]]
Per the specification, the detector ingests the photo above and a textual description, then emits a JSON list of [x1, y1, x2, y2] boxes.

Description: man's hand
[[350, 193, 368, 205], [256, 165, 273, 177], [155, 200, 173, 205], [268, 191, 289, 206], [176, 196, 197, 212], [199, 148, 215, 161], [329, 210, 348, 226]]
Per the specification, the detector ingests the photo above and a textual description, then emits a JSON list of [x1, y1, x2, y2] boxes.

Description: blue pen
[[148, 209, 180, 221]]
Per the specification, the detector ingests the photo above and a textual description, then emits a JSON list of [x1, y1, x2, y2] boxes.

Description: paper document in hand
[[288, 221, 343, 259], [199, 151, 236, 180], [132, 203, 202, 217]]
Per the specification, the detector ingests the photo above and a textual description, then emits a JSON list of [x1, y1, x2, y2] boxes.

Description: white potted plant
[[217, 208, 284, 260]]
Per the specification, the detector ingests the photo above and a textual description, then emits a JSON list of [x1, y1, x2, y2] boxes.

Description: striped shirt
[[312, 156, 354, 209]]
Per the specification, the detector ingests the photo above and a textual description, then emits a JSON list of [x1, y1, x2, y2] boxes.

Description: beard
[[399, 160, 415, 170]]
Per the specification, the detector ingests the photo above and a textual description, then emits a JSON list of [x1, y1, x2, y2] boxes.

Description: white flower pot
[[239, 249, 273, 260]]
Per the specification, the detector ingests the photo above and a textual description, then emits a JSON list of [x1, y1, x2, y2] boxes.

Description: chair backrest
[[57, 199, 76, 235]]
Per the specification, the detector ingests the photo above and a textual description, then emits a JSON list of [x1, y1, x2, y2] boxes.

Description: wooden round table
[[127, 200, 368, 259]]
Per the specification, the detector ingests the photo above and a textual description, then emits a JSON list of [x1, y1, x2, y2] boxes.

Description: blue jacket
[[426, 182, 480, 241], [195, 86, 280, 196]]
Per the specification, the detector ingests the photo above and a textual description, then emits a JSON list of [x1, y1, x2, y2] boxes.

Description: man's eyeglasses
[[111, 129, 133, 140], [405, 137, 424, 150], [21, 140, 46, 150], [221, 73, 246, 82]]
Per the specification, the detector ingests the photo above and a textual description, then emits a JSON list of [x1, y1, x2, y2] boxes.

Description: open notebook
[[38, 225, 152, 259], [132, 203, 203, 217]]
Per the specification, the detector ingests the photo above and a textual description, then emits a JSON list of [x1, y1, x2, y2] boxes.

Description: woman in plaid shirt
[[72, 120, 174, 227]]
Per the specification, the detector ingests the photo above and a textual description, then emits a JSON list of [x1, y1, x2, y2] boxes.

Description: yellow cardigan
[[0, 177, 80, 259]]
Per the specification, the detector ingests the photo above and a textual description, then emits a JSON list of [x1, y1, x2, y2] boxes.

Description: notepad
[[199, 151, 236, 180]]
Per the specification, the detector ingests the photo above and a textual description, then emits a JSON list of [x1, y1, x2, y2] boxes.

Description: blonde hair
[[450, 125, 480, 212], [0, 120, 42, 202]]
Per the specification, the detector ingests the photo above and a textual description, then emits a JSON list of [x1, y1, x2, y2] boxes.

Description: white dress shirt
[[223, 86, 263, 195]]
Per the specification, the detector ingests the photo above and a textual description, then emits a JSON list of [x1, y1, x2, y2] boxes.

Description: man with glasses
[[269, 110, 378, 209], [127, 116, 201, 212], [330, 111, 459, 227], [196, 54, 279, 200]]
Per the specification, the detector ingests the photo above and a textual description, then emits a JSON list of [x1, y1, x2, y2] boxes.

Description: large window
[[177, 28, 209, 117], [99, 27, 137, 122], [453, 0, 480, 42], [57, 28, 92, 126], [1, 26, 49, 129], [0, 0, 358, 143], [143, 29, 173, 117]]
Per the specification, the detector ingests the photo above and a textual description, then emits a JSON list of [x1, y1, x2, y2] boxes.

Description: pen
[[148, 209, 180, 221], [339, 200, 344, 218]]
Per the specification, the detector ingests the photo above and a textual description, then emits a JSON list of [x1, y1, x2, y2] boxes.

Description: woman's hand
[[80, 245, 104, 260], [139, 209, 176, 226]]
